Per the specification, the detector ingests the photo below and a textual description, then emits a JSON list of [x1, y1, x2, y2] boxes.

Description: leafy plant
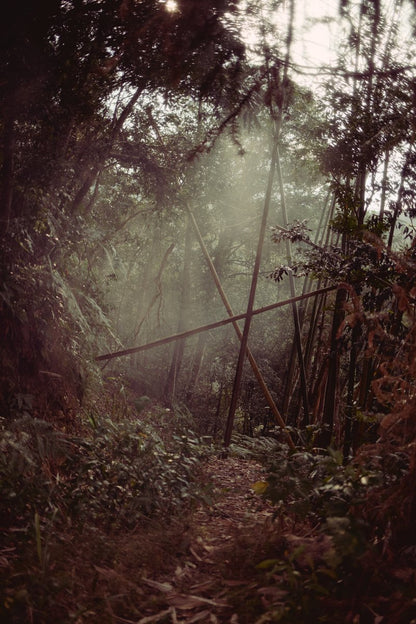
[[68, 410, 207, 526], [1, 402, 211, 622], [247, 437, 415, 623], [0, 414, 73, 530], [228, 432, 287, 461]]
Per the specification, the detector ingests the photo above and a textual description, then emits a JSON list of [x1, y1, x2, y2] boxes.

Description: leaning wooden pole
[[223, 129, 281, 448], [187, 205, 295, 450], [96, 287, 335, 362]]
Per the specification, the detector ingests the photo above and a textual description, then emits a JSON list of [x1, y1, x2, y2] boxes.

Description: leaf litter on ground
[[136, 454, 274, 623]]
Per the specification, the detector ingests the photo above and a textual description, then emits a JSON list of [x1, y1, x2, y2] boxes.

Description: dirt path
[[137, 456, 274, 624]]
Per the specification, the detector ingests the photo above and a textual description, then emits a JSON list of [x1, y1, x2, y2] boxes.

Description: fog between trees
[[2, 0, 416, 443]]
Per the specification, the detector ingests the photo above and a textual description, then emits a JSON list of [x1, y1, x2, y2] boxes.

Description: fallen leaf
[[167, 593, 229, 611], [250, 481, 269, 494], [190, 546, 203, 562], [137, 607, 175, 623], [141, 578, 174, 593], [190, 580, 216, 593], [257, 586, 288, 600], [196, 537, 215, 552]]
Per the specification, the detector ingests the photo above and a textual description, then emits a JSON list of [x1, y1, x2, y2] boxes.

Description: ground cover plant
[[0, 397, 209, 622]]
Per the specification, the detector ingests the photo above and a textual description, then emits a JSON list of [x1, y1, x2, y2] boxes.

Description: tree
[[307, 0, 416, 452], [0, 0, 248, 415]]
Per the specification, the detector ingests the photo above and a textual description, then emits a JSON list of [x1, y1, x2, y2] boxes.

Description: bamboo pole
[[223, 129, 281, 448], [281, 193, 335, 419], [96, 286, 335, 362], [275, 149, 310, 425], [187, 205, 295, 449]]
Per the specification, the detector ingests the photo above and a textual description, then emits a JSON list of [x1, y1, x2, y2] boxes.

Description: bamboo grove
[[88, 0, 416, 464]]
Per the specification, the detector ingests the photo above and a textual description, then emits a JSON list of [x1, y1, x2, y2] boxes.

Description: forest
[[1, 0, 416, 622]]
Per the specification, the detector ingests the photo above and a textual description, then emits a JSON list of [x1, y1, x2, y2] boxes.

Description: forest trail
[[137, 456, 274, 624]]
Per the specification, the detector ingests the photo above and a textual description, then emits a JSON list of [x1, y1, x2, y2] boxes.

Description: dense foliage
[[1, 398, 210, 621], [1, 0, 416, 622]]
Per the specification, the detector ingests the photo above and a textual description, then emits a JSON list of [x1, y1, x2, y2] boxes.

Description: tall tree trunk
[[379, 150, 390, 219], [225, 0, 296, 446], [282, 194, 335, 423], [275, 151, 309, 426], [388, 154, 410, 249]]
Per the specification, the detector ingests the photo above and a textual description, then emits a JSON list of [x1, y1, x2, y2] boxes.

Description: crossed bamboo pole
[[96, 207, 335, 450], [186, 206, 296, 450]]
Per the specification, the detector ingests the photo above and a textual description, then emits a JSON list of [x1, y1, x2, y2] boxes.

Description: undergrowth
[[0, 399, 208, 623], [2, 392, 416, 623], [216, 432, 416, 624]]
